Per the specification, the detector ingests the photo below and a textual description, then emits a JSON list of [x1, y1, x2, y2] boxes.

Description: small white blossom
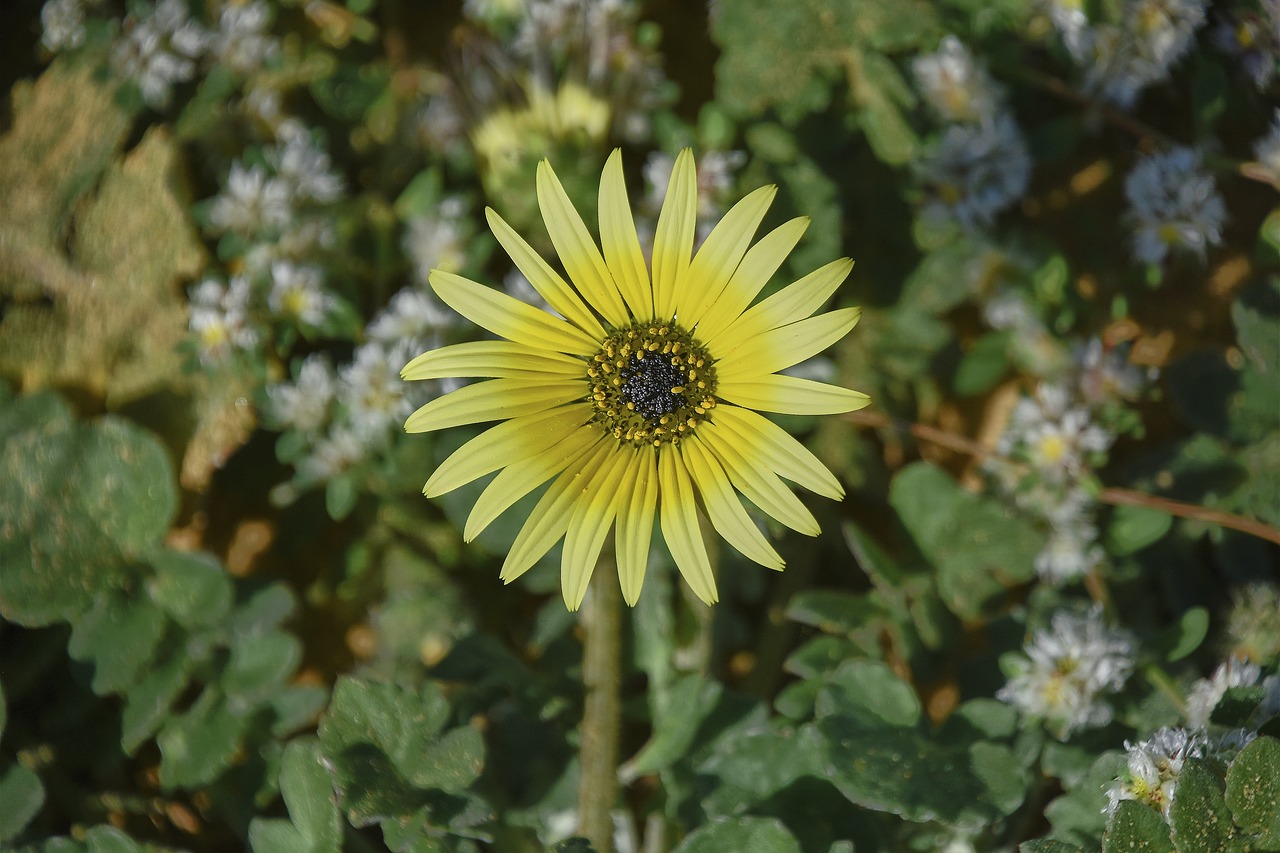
[[267, 354, 336, 435], [1072, 338, 1155, 405], [1186, 656, 1263, 728], [918, 114, 1031, 232], [189, 276, 259, 361], [999, 607, 1136, 736], [1106, 727, 1206, 819], [1035, 517, 1105, 584], [1211, 6, 1280, 90], [997, 384, 1113, 484], [913, 36, 1004, 124], [1078, 0, 1208, 107], [268, 262, 334, 326], [1125, 147, 1226, 265], [209, 0, 278, 75], [339, 340, 422, 440], [1251, 110, 1280, 188], [110, 0, 210, 108], [403, 197, 470, 284], [367, 288, 454, 351], [270, 122, 344, 204], [297, 424, 367, 482], [41, 0, 98, 52], [208, 162, 294, 236]]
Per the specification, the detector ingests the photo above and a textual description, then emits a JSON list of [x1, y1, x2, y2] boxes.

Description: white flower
[[918, 114, 1031, 232], [1106, 727, 1206, 819], [1072, 337, 1155, 405], [268, 262, 334, 326], [403, 197, 469, 284], [209, 0, 278, 75], [1251, 110, 1280, 188], [338, 340, 422, 440], [270, 123, 344, 204], [297, 424, 367, 482], [367, 288, 454, 350], [208, 162, 294, 236], [110, 0, 210, 108], [41, 0, 97, 52], [1035, 517, 1104, 584], [267, 354, 336, 435], [998, 607, 1135, 736], [189, 276, 259, 361], [997, 384, 1113, 484], [1125, 147, 1226, 265], [1185, 656, 1263, 728], [1078, 0, 1208, 107], [913, 36, 1004, 124]]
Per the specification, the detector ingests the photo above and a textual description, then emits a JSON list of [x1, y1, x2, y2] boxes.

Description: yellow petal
[[716, 307, 862, 381], [651, 149, 696, 321], [486, 208, 606, 339], [711, 257, 853, 351], [657, 448, 719, 605], [536, 159, 629, 327], [404, 378, 584, 433], [429, 269, 598, 355], [501, 440, 614, 583], [716, 375, 871, 416], [423, 406, 589, 497], [599, 149, 652, 320], [402, 341, 584, 381], [695, 426, 820, 536], [680, 439, 784, 570], [465, 426, 602, 541], [694, 217, 809, 344], [677, 184, 775, 327], [712, 406, 843, 500], [616, 448, 658, 606], [561, 449, 632, 610]]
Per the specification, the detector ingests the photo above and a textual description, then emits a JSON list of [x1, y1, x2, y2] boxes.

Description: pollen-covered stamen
[[587, 321, 717, 447]]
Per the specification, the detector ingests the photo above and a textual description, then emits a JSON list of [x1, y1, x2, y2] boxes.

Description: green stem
[[578, 559, 622, 853]]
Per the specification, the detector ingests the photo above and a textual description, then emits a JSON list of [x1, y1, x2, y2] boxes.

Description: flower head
[[1106, 727, 1205, 819], [912, 35, 1004, 124], [998, 606, 1135, 736], [403, 149, 868, 609], [1124, 147, 1227, 265], [917, 115, 1032, 232]]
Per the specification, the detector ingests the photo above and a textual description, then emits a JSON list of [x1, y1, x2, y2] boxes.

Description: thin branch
[[846, 409, 1280, 547]]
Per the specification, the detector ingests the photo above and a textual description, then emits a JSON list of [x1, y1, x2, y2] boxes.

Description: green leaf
[[120, 649, 191, 755], [954, 332, 1012, 396], [156, 689, 245, 789], [852, 50, 919, 165], [889, 463, 1040, 618], [83, 826, 146, 853], [0, 410, 176, 626], [1169, 759, 1239, 853], [1158, 607, 1210, 663], [1225, 736, 1280, 849], [786, 589, 884, 636], [148, 550, 233, 629], [0, 763, 45, 843], [247, 820, 314, 853], [699, 728, 822, 817], [325, 473, 358, 521], [67, 593, 167, 695], [1103, 801, 1174, 853], [280, 738, 342, 848], [1021, 840, 1086, 853], [223, 631, 303, 711], [1106, 504, 1173, 556], [814, 659, 922, 730], [672, 816, 802, 853]]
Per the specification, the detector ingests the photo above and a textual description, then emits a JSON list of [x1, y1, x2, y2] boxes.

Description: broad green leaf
[[0, 410, 176, 626], [699, 728, 823, 817], [157, 689, 245, 789], [0, 763, 45, 843], [814, 659, 922, 730], [889, 463, 1040, 618], [1022, 840, 1086, 853], [1169, 759, 1238, 853], [83, 826, 146, 853], [672, 816, 802, 853], [280, 738, 343, 848], [120, 650, 191, 755], [148, 550, 233, 629], [223, 631, 303, 710], [1106, 504, 1173, 556], [247, 819, 314, 853], [1103, 801, 1174, 853], [1157, 607, 1209, 663], [67, 594, 167, 694], [953, 332, 1012, 396], [1225, 736, 1280, 849], [785, 589, 884, 637]]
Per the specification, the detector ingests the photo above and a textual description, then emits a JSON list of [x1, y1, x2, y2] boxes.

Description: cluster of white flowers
[[917, 113, 1032, 233], [109, 0, 210, 108], [40, 0, 101, 53], [1105, 725, 1257, 820], [208, 1, 278, 76], [989, 382, 1116, 583], [1049, 0, 1209, 108], [998, 607, 1136, 736], [267, 262, 336, 328], [1124, 147, 1227, 266], [912, 36, 1005, 125]]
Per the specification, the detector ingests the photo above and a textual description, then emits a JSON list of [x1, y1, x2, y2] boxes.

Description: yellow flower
[[402, 149, 869, 610]]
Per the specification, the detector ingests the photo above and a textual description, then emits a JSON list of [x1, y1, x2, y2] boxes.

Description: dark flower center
[[587, 321, 718, 447]]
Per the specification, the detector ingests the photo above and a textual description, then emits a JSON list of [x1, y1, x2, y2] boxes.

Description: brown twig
[[846, 410, 1280, 547]]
